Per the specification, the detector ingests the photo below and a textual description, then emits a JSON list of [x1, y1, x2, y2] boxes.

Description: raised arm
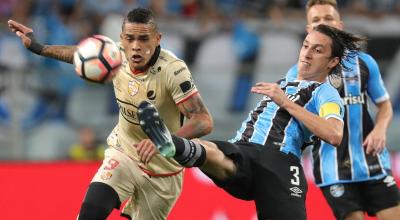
[[252, 82, 343, 146], [281, 100, 343, 146], [8, 19, 76, 64]]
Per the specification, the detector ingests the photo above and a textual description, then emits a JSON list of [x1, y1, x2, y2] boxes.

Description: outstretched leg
[[137, 101, 236, 180]]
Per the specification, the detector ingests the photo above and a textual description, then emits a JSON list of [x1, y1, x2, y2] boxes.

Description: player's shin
[[172, 135, 206, 167]]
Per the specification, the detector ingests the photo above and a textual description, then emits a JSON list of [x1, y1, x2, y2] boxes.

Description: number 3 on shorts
[[290, 166, 300, 186]]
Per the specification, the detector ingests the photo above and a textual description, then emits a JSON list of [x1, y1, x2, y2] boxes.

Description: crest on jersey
[[330, 184, 344, 197], [328, 73, 343, 89], [150, 67, 157, 75], [128, 80, 139, 96], [100, 171, 113, 180]]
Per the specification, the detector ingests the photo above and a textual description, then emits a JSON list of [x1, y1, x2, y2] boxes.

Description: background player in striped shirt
[[138, 24, 365, 220], [8, 8, 213, 220], [286, 1, 400, 219]]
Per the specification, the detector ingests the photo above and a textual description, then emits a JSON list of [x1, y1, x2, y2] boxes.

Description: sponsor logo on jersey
[[329, 184, 344, 197], [100, 171, 113, 180], [287, 94, 300, 102], [383, 175, 396, 187], [328, 73, 343, 89], [116, 99, 139, 124], [174, 67, 187, 76], [159, 55, 167, 62], [263, 94, 300, 103], [128, 80, 140, 96], [344, 75, 358, 83], [289, 187, 303, 198], [368, 164, 381, 172], [147, 90, 156, 100], [342, 93, 365, 105]]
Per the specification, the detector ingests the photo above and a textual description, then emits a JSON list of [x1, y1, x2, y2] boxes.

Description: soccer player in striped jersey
[[285, 1, 400, 219], [8, 8, 213, 220], [138, 25, 364, 220]]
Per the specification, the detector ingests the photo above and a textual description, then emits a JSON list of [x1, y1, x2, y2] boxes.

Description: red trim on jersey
[[138, 164, 183, 177], [176, 91, 199, 105], [131, 69, 145, 75]]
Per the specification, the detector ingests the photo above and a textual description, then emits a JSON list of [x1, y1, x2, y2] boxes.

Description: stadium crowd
[[0, 0, 400, 161]]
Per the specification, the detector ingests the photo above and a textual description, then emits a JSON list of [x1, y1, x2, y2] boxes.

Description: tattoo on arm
[[180, 95, 208, 117], [42, 45, 77, 64], [176, 94, 213, 138]]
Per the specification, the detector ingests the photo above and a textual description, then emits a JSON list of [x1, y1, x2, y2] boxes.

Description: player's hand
[[363, 127, 386, 156], [134, 139, 158, 164], [251, 82, 288, 107], [7, 19, 33, 48]]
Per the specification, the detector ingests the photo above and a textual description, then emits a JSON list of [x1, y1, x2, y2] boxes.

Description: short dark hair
[[306, 0, 338, 11], [314, 24, 366, 71], [122, 8, 158, 31]]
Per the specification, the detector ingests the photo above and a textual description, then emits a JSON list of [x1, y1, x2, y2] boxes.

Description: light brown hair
[[306, 0, 338, 11]]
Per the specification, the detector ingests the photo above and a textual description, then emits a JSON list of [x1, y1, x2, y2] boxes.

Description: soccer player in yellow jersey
[[8, 8, 213, 220]]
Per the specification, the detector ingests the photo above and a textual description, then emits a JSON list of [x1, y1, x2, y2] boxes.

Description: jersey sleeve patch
[[179, 81, 192, 93], [319, 102, 341, 118]]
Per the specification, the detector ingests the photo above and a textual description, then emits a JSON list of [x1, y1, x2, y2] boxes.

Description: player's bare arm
[[364, 99, 393, 156], [8, 19, 76, 64], [41, 45, 76, 64], [285, 103, 343, 146], [176, 93, 213, 139], [252, 82, 343, 146]]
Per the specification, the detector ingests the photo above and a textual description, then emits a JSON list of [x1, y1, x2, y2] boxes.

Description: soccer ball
[[73, 35, 122, 83]]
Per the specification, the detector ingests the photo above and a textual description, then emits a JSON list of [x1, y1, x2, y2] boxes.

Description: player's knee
[[78, 202, 110, 220], [78, 182, 121, 220]]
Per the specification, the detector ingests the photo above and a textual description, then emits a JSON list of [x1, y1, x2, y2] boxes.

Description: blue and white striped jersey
[[286, 51, 391, 186], [230, 78, 343, 159]]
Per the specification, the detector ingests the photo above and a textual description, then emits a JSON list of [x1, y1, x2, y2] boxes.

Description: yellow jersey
[[107, 45, 198, 175]]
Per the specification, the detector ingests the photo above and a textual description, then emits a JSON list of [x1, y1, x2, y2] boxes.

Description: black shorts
[[321, 176, 400, 219], [207, 141, 308, 220]]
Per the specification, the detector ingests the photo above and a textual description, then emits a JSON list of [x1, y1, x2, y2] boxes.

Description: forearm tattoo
[[42, 45, 77, 64], [181, 95, 208, 117], [176, 94, 212, 138]]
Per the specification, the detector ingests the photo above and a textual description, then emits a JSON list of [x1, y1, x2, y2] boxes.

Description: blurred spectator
[[69, 127, 105, 161], [82, 0, 123, 32], [363, 0, 398, 11], [182, 1, 217, 67], [0, 0, 17, 20], [1, 0, 400, 160], [182, 0, 200, 18], [228, 18, 260, 112], [27, 0, 85, 126]]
